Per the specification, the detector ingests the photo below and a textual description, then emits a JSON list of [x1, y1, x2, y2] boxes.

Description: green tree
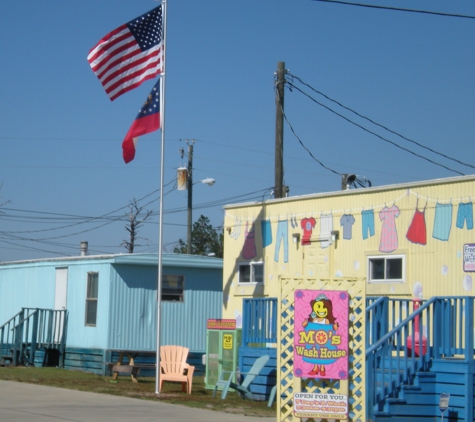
[[174, 215, 223, 258]]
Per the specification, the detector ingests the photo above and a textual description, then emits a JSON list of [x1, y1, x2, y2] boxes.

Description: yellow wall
[[222, 175, 475, 320]]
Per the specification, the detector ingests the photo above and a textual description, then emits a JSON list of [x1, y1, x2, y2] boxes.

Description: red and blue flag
[[122, 80, 160, 163]]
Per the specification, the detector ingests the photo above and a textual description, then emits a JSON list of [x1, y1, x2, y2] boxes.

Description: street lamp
[[200, 178, 215, 186]]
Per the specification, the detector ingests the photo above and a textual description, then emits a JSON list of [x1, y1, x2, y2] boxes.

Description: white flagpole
[[155, 0, 168, 395]]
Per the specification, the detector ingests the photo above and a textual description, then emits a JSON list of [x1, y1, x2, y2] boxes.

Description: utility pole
[[186, 140, 194, 254], [274, 62, 286, 199]]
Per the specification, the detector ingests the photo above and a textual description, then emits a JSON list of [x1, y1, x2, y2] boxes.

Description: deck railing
[[366, 296, 423, 348], [0, 308, 68, 366], [366, 296, 475, 420], [242, 298, 277, 346]]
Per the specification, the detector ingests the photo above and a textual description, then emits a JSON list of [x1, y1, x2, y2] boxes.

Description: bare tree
[[122, 199, 153, 253], [0, 182, 10, 209]]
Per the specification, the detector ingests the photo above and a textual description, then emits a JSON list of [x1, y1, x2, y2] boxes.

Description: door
[[206, 330, 220, 387], [54, 268, 68, 310], [54, 268, 68, 342]]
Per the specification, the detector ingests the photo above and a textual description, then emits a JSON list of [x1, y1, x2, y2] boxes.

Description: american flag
[[87, 6, 163, 101]]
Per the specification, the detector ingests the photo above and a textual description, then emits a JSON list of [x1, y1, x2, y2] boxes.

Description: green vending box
[[205, 319, 242, 390]]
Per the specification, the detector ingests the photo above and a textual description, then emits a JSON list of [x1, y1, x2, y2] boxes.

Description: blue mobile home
[[0, 252, 223, 374]]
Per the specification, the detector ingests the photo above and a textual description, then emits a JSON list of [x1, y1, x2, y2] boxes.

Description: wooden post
[[274, 62, 285, 199], [187, 141, 194, 254]]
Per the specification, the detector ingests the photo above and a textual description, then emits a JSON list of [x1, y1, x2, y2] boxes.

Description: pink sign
[[464, 244, 475, 272], [294, 290, 349, 379]]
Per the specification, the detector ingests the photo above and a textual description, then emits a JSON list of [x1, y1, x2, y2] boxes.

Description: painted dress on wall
[[379, 205, 400, 253], [406, 200, 427, 245]]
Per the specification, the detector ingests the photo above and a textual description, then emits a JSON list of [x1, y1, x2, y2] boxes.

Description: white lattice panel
[[277, 278, 366, 422]]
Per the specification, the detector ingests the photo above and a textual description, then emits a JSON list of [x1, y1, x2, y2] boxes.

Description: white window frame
[[162, 274, 184, 302], [367, 254, 405, 283], [238, 261, 264, 284], [85, 272, 99, 326]]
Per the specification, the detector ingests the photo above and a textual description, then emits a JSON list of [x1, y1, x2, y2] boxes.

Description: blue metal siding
[[108, 265, 157, 350], [0, 264, 56, 325], [162, 266, 223, 352], [64, 262, 111, 349], [0, 253, 223, 355], [0, 258, 112, 350], [108, 264, 222, 352], [161, 287, 222, 352]]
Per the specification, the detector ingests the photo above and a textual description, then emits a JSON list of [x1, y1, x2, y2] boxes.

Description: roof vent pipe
[[80, 241, 88, 256]]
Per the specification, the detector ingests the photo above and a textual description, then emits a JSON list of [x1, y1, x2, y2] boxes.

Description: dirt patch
[[223, 406, 248, 414]]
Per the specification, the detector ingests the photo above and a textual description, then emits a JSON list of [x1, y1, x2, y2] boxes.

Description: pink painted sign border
[[294, 289, 349, 379]]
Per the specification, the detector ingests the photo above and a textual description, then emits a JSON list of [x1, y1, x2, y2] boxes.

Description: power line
[[0, 239, 72, 257], [0, 180, 176, 235], [273, 72, 344, 180], [283, 109, 341, 177], [164, 188, 272, 214], [288, 73, 475, 172], [286, 81, 464, 176], [182, 140, 447, 184], [0, 187, 272, 257], [2, 131, 457, 183], [312, 0, 475, 19]]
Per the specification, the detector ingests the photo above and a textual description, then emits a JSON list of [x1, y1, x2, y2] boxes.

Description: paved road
[[0, 380, 276, 422]]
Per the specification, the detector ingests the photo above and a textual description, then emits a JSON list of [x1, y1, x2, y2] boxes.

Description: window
[[162, 275, 184, 302], [368, 255, 405, 283], [239, 262, 264, 284], [85, 272, 98, 326]]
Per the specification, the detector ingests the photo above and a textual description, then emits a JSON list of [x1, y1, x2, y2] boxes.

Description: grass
[[0, 366, 275, 417]]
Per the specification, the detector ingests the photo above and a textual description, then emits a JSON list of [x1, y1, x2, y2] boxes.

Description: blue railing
[[366, 297, 424, 348], [366, 296, 475, 420], [0, 308, 68, 366], [242, 298, 277, 346], [241, 295, 474, 419]]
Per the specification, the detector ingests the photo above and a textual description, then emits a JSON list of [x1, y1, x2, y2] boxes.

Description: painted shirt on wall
[[340, 214, 355, 240], [300, 217, 316, 245], [379, 205, 400, 253], [320, 213, 333, 249]]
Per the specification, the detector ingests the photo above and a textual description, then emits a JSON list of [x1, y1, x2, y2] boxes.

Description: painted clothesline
[[231, 205, 472, 262], [408, 188, 473, 205], [224, 189, 474, 224], [226, 189, 473, 259]]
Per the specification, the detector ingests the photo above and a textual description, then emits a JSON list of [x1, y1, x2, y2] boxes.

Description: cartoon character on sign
[[302, 293, 339, 376]]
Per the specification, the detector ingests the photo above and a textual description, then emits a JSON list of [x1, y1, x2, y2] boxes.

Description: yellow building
[[223, 175, 475, 319], [221, 175, 475, 421]]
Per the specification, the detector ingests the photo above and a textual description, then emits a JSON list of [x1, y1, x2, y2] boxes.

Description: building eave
[[224, 174, 475, 210]]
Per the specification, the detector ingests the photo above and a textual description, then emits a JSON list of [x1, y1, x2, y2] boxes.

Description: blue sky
[[0, 0, 473, 262]]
